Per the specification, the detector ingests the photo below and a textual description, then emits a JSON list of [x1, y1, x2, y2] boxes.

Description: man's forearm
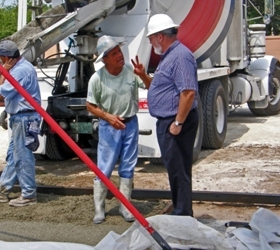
[[176, 90, 196, 123], [139, 73, 152, 89], [0, 74, 4, 101], [0, 74, 5, 85], [86, 102, 106, 120]]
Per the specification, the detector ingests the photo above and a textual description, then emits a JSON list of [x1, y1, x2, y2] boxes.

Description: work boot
[[93, 180, 108, 224], [0, 187, 9, 203], [119, 177, 135, 222], [9, 195, 37, 207]]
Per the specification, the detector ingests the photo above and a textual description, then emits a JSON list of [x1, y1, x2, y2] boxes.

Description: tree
[[247, 0, 280, 35], [0, 0, 50, 40], [0, 2, 18, 40]]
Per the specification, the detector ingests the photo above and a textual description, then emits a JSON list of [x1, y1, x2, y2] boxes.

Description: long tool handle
[[0, 65, 172, 250]]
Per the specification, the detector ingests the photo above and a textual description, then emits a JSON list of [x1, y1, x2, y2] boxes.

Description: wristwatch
[[174, 120, 183, 126]]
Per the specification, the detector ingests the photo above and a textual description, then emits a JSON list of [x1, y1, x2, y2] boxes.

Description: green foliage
[[0, 1, 18, 40], [0, 0, 51, 40], [247, 0, 280, 35], [268, 0, 280, 35]]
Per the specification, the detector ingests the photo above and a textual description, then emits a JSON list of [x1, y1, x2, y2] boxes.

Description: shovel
[[0, 65, 172, 250]]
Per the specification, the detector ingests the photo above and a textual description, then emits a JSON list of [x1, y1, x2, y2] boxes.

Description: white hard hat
[[146, 14, 180, 37], [95, 35, 124, 63]]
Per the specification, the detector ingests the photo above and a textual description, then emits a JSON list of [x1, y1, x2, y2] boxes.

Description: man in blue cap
[[0, 40, 41, 207]]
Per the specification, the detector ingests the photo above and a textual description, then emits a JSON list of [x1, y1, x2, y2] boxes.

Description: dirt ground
[[1, 105, 280, 245]]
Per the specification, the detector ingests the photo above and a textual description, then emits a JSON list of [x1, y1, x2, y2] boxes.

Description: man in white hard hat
[[132, 14, 199, 217], [86, 35, 150, 224]]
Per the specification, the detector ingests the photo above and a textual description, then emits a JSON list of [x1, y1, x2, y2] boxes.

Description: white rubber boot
[[119, 177, 135, 222], [93, 180, 107, 224]]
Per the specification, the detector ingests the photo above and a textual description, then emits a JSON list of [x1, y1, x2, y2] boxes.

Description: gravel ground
[[1, 106, 280, 247]]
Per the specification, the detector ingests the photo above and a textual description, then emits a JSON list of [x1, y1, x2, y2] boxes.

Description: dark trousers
[[156, 108, 199, 216]]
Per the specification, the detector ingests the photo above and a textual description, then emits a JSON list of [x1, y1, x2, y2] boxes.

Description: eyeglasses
[[148, 34, 158, 42]]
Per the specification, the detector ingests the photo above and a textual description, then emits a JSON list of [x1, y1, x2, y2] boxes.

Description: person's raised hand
[[4, 58, 17, 71], [131, 55, 145, 76]]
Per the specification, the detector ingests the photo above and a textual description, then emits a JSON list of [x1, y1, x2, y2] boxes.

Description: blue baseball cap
[[0, 40, 19, 57]]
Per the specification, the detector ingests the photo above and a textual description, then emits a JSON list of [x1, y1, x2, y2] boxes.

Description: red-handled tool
[[0, 65, 172, 250]]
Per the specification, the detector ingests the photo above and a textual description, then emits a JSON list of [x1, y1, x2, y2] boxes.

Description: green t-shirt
[[87, 64, 145, 117]]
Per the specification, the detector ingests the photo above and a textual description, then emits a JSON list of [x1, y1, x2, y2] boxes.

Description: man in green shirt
[[86, 35, 150, 223]]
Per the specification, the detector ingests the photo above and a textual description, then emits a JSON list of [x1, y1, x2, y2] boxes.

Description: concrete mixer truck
[[4, 0, 280, 163]]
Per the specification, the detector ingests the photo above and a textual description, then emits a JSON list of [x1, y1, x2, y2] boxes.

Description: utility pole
[[31, 0, 43, 20], [17, 0, 27, 31], [17, 0, 44, 31]]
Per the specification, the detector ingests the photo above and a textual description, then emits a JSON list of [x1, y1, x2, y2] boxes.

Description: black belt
[[122, 115, 135, 123], [156, 115, 175, 120], [156, 108, 196, 120], [11, 109, 35, 115]]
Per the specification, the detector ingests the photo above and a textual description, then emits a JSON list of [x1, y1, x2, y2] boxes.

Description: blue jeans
[[97, 116, 138, 179], [0, 112, 41, 198]]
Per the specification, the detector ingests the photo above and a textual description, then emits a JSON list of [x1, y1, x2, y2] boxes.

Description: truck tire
[[0, 110, 8, 130], [34, 154, 49, 160], [200, 79, 227, 149], [46, 133, 74, 160], [149, 96, 203, 165], [248, 65, 280, 116], [149, 157, 163, 165]]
